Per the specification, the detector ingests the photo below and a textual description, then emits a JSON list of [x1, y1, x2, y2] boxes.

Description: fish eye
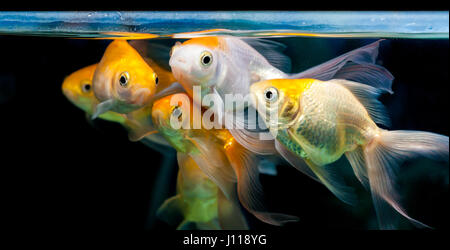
[[264, 87, 279, 102], [172, 106, 183, 121], [200, 51, 213, 67], [81, 81, 91, 93], [154, 73, 159, 85], [119, 72, 130, 87]]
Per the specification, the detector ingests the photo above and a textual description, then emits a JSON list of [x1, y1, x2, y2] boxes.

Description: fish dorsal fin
[[329, 79, 391, 128], [290, 40, 394, 93], [241, 37, 292, 73], [129, 40, 172, 71]]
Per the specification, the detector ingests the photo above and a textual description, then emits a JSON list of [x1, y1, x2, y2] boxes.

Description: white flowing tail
[[348, 129, 449, 229]]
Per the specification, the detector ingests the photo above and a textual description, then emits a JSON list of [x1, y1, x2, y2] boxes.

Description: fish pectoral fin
[[156, 194, 184, 226], [280, 129, 358, 206], [303, 158, 358, 206], [84, 112, 96, 127], [151, 82, 186, 102], [225, 139, 299, 226], [128, 128, 159, 142], [274, 139, 320, 183], [91, 99, 115, 120], [122, 117, 160, 142]]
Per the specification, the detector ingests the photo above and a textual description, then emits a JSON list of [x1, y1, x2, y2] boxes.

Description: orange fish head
[[93, 40, 158, 113], [62, 64, 98, 113], [151, 93, 197, 152], [151, 93, 193, 131]]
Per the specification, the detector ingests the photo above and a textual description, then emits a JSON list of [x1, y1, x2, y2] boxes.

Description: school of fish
[[62, 36, 449, 230]]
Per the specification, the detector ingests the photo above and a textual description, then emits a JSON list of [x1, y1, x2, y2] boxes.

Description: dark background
[[0, 36, 448, 243]]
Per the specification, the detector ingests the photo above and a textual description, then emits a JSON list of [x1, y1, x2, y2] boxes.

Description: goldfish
[[151, 93, 298, 226], [169, 37, 394, 155], [250, 78, 449, 229], [62, 64, 127, 124], [62, 63, 171, 148], [157, 155, 247, 230], [92, 40, 159, 118]]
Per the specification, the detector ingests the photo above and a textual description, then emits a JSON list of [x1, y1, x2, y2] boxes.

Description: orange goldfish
[[92, 40, 158, 118], [151, 93, 298, 226], [62, 63, 171, 147]]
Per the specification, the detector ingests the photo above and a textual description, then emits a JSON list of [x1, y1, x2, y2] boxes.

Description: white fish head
[[169, 43, 219, 95]]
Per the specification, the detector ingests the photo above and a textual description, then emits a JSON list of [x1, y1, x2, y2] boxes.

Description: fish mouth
[[62, 87, 79, 105], [169, 55, 190, 76], [130, 86, 152, 106]]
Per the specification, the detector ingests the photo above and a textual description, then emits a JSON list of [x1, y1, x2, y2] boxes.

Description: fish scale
[[287, 81, 375, 165], [277, 129, 307, 158]]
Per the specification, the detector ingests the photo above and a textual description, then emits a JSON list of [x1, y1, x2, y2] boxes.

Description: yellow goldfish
[[250, 78, 449, 229], [157, 155, 247, 230], [151, 93, 299, 226], [92, 40, 158, 118], [169, 37, 394, 155], [62, 64, 171, 147], [62, 64, 127, 124]]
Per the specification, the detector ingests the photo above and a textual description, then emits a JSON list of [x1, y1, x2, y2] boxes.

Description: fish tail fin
[[217, 188, 249, 230], [362, 129, 448, 229], [156, 194, 184, 227], [224, 139, 299, 226]]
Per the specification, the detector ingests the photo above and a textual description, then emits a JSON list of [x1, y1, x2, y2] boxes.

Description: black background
[[0, 36, 448, 246]]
